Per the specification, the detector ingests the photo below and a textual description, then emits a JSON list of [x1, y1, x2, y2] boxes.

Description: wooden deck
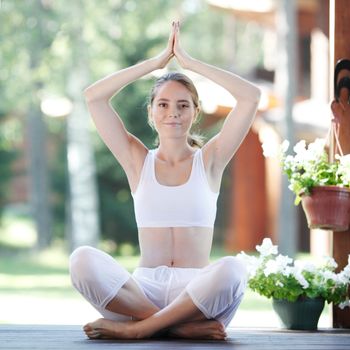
[[1, 325, 350, 350]]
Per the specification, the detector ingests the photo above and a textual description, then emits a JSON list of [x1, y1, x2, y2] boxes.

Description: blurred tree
[[0, 0, 55, 249], [1, 0, 259, 249], [81, 0, 231, 246], [0, 113, 19, 220], [63, 1, 100, 251]]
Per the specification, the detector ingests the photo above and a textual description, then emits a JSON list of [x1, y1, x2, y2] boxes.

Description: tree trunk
[[275, 0, 298, 257], [66, 2, 100, 251], [27, 101, 52, 249]]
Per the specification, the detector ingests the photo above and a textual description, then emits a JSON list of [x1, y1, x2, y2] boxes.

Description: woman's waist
[[138, 257, 210, 269], [133, 264, 202, 287], [138, 249, 211, 269], [137, 226, 212, 268], [138, 226, 213, 237]]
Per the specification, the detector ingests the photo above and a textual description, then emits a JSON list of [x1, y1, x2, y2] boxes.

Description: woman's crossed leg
[[70, 247, 246, 340]]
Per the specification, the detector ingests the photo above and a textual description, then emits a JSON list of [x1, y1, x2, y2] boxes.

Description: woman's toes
[[86, 331, 101, 339]]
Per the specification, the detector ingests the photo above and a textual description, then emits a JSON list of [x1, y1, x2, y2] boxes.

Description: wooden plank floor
[[1, 325, 350, 350]]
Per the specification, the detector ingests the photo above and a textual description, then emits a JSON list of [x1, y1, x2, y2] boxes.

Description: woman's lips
[[164, 122, 181, 126]]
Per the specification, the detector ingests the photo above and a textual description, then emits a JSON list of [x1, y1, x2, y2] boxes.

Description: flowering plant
[[237, 238, 350, 308], [262, 138, 350, 204]]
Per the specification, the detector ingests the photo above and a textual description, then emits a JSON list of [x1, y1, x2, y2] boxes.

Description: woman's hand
[[173, 21, 193, 69], [153, 23, 176, 69], [153, 22, 193, 70]]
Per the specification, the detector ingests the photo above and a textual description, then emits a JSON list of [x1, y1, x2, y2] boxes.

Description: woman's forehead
[[154, 81, 192, 100]]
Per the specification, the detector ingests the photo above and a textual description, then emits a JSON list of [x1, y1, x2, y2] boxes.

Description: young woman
[[70, 21, 261, 340]]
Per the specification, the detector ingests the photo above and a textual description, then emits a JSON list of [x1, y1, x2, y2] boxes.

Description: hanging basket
[[301, 186, 350, 232]]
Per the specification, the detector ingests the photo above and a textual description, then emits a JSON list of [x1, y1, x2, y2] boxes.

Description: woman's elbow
[[252, 85, 262, 103], [83, 87, 95, 103]]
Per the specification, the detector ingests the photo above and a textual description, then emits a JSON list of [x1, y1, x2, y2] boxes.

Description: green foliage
[[0, 113, 20, 217], [1, 0, 265, 246], [263, 139, 350, 205], [85, 0, 231, 244]]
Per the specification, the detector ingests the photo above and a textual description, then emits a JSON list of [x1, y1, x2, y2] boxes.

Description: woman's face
[[149, 81, 198, 140]]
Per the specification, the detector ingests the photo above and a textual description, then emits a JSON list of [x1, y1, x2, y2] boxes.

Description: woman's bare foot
[[169, 320, 227, 340], [83, 318, 138, 339]]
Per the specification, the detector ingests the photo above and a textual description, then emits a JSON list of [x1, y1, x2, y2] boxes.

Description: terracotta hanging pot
[[301, 186, 350, 232]]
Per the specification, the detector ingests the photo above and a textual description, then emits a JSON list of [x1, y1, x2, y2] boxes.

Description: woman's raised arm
[[173, 22, 261, 173], [83, 25, 175, 174]]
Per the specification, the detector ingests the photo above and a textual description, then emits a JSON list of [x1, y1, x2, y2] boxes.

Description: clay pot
[[301, 186, 350, 232]]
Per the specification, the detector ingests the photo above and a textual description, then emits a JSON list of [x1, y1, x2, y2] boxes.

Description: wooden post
[[330, 0, 350, 328], [225, 129, 267, 252]]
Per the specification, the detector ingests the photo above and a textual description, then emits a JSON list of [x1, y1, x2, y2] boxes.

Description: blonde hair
[[148, 72, 204, 148]]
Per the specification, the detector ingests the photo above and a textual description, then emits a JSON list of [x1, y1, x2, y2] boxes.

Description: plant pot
[[301, 186, 350, 232], [272, 297, 325, 330]]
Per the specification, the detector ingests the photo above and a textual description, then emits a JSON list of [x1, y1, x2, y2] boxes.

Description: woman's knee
[[185, 256, 247, 321], [69, 246, 131, 307], [69, 246, 98, 282], [213, 256, 248, 292]]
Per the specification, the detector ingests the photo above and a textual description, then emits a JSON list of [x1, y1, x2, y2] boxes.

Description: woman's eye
[[158, 103, 167, 107], [180, 104, 189, 108]]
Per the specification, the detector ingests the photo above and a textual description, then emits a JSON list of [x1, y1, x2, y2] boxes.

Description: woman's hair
[[148, 72, 204, 148]]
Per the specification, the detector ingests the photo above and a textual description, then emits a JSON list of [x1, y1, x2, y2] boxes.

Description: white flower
[[295, 139, 327, 170], [294, 260, 317, 273], [323, 256, 338, 270], [293, 140, 306, 155], [321, 270, 337, 282], [256, 238, 278, 256], [339, 262, 350, 283], [236, 252, 260, 277], [307, 138, 326, 158], [276, 281, 284, 288], [264, 259, 279, 277], [262, 140, 278, 158], [276, 254, 293, 269], [282, 266, 292, 277], [262, 139, 289, 159], [336, 154, 350, 186], [244, 238, 350, 307], [292, 268, 310, 289], [337, 271, 350, 284], [281, 140, 290, 153], [344, 266, 350, 280]]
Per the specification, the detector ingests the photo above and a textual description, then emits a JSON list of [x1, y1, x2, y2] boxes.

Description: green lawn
[[0, 241, 271, 311], [0, 215, 331, 326], [0, 242, 330, 326]]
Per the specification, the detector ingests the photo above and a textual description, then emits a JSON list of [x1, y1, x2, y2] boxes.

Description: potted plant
[[262, 138, 350, 231], [237, 238, 350, 330]]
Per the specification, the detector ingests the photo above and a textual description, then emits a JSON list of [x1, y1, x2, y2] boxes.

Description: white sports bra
[[131, 149, 219, 228]]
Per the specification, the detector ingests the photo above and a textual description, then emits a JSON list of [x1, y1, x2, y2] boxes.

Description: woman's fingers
[[153, 23, 175, 69], [173, 21, 191, 68], [168, 22, 176, 51]]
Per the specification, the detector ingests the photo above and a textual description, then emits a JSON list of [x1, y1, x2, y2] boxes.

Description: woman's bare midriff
[[138, 227, 213, 268]]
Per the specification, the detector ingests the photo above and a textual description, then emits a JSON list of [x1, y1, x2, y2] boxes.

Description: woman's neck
[[157, 137, 194, 162]]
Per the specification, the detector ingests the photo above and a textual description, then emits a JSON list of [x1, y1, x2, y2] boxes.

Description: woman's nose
[[169, 106, 179, 117]]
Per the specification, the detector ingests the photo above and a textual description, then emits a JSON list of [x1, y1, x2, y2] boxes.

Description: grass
[[0, 241, 272, 311], [0, 214, 330, 326]]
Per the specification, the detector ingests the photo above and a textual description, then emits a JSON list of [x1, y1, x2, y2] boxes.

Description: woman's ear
[[193, 106, 200, 123]]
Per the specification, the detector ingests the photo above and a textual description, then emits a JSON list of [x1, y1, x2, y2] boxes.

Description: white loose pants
[[69, 246, 247, 327]]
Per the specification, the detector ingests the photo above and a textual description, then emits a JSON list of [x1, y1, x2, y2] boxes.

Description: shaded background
[[1, 0, 266, 253], [0, 0, 331, 256], [0, 0, 334, 326]]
